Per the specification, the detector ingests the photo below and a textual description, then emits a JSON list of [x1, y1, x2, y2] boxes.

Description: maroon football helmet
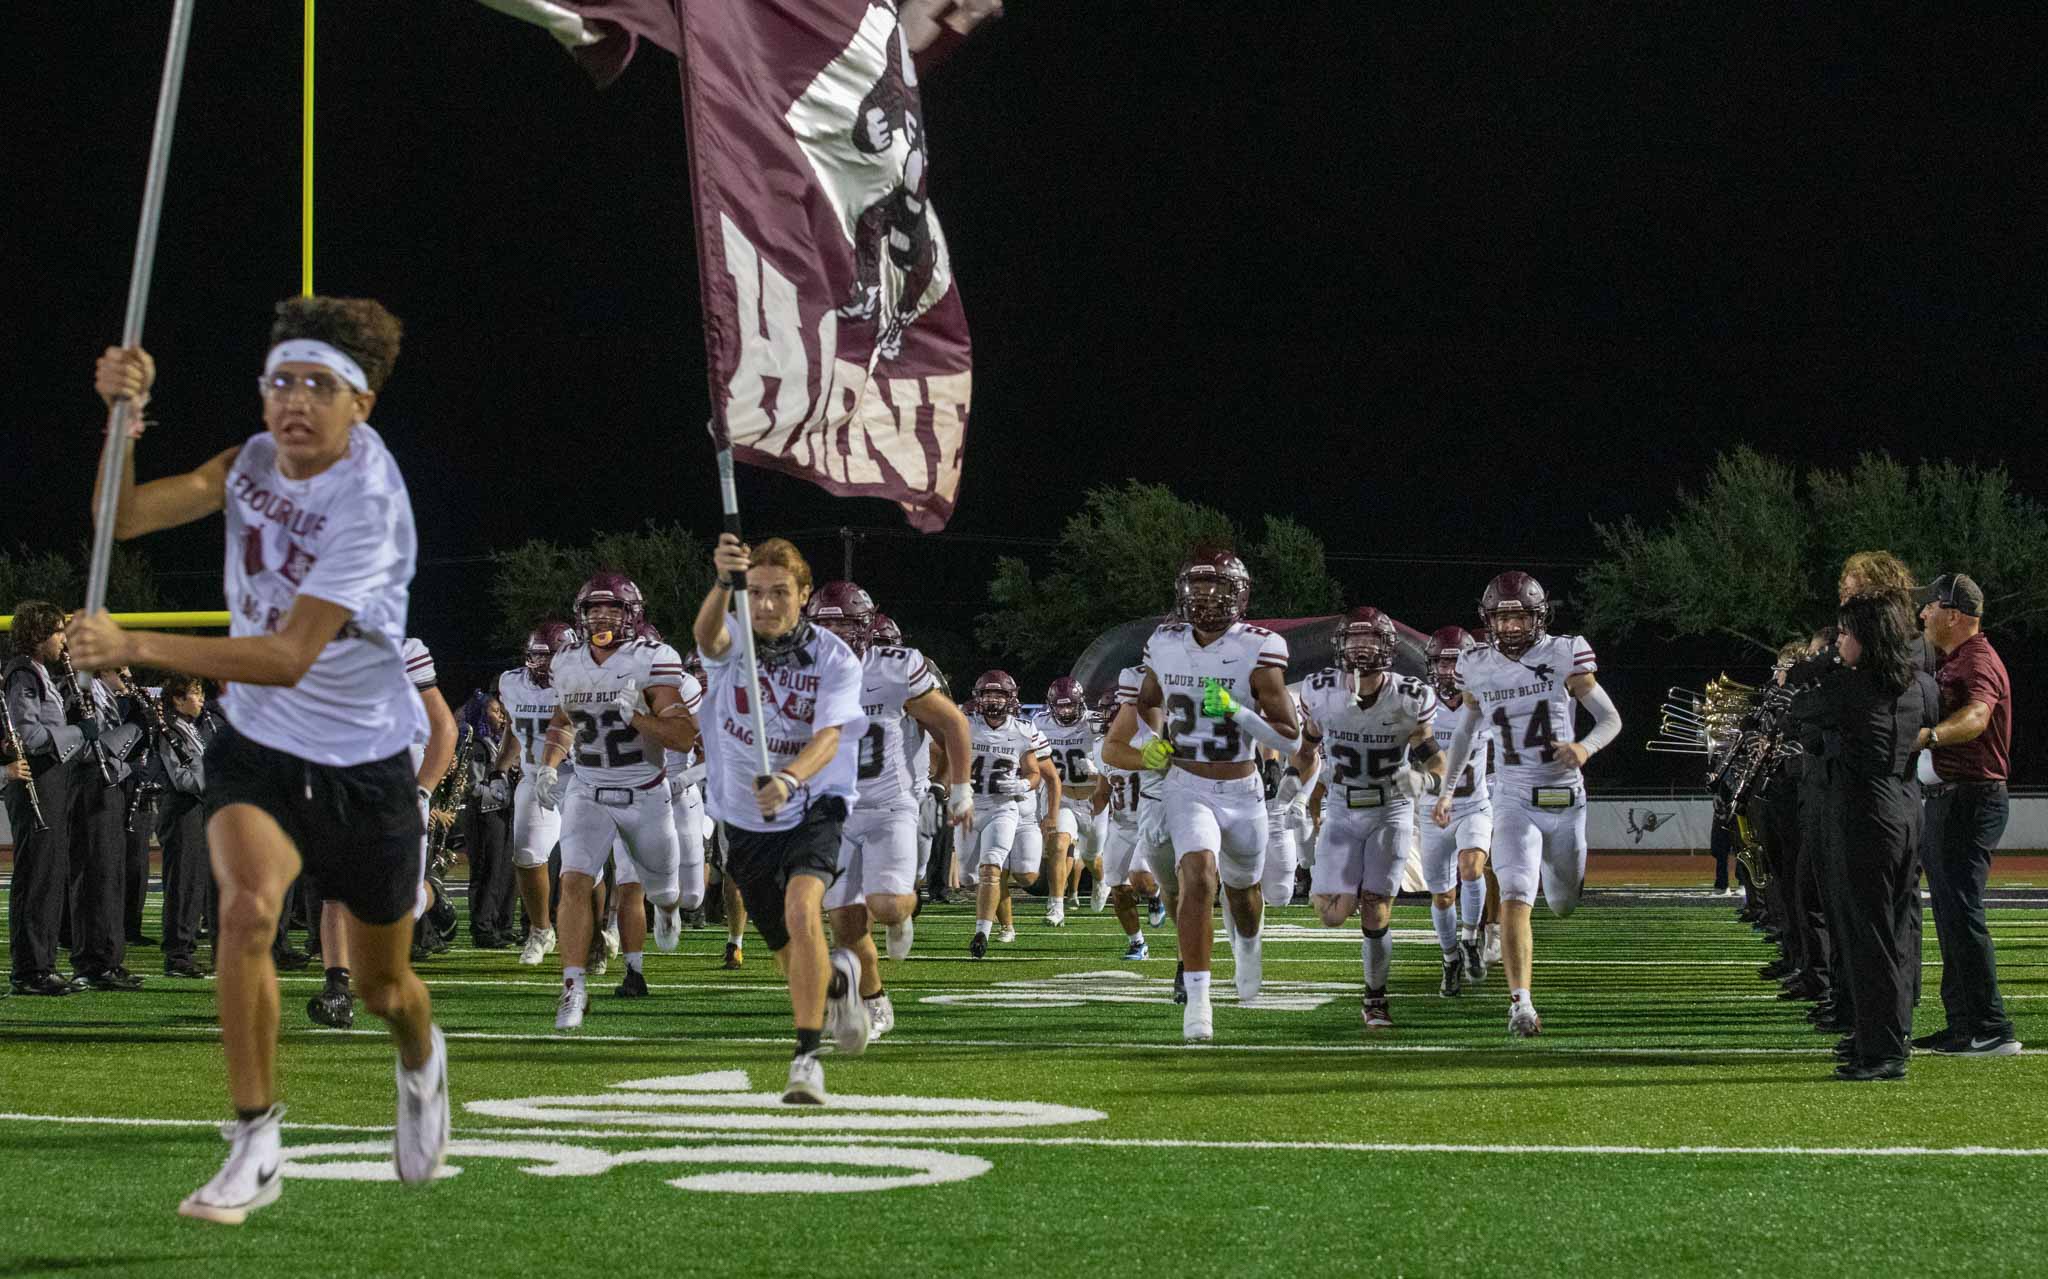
[[806, 580, 878, 655], [1479, 572, 1549, 658], [1045, 676, 1086, 726], [1176, 545, 1251, 632], [972, 669, 1020, 724], [575, 571, 646, 648], [1333, 606, 1398, 675], [872, 613, 904, 646], [524, 621, 573, 688], [1088, 690, 1118, 733], [1427, 625, 1475, 699]]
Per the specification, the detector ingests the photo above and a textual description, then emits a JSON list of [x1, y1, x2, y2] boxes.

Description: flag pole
[[716, 446, 775, 783], [302, 0, 315, 296], [80, 0, 198, 677]]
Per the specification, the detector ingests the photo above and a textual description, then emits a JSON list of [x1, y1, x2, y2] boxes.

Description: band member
[[4, 602, 91, 997], [155, 675, 217, 978], [1434, 573, 1621, 1037], [533, 573, 698, 1030], [1104, 548, 1301, 1042], [806, 581, 973, 1032], [694, 535, 870, 1104], [79, 297, 451, 1222]]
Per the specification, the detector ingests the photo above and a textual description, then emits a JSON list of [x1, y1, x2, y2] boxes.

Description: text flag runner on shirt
[[480, 0, 979, 531]]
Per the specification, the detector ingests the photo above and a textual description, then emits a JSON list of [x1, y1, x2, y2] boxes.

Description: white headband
[[265, 340, 369, 393]]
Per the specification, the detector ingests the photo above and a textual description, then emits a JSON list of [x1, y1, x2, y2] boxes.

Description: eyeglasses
[[258, 372, 350, 404]]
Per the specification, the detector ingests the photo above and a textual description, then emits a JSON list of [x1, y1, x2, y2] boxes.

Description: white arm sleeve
[[1229, 704, 1300, 754], [1440, 701, 1483, 789], [1576, 682, 1623, 756]]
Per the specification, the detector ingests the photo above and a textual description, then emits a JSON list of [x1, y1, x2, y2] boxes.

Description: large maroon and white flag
[[484, 0, 980, 530]]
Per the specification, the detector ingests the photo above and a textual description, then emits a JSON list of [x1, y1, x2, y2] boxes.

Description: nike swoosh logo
[[1218, 658, 1240, 664], [257, 1162, 279, 1185], [1970, 1036, 2009, 1050]]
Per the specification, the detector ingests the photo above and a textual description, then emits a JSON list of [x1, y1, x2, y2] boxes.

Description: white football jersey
[[219, 424, 426, 767], [852, 644, 940, 810], [1110, 664, 1166, 805], [1032, 710, 1098, 799], [1300, 667, 1437, 795], [1454, 633, 1598, 790], [969, 712, 1041, 801], [1142, 621, 1290, 766], [659, 676, 708, 782], [498, 667, 564, 770], [1433, 690, 1494, 814], [549, 635, 686, 789]]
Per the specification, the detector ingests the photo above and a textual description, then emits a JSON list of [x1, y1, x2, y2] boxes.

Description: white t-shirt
[[219, 424, 426, 766], [700, 613, 865, 833]]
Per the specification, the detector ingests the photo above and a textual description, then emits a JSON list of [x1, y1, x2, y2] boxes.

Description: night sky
[[8, 4, 2045, 783]]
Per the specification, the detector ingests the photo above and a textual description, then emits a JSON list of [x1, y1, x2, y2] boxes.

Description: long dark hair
[[1839, 591, 1914, 697]]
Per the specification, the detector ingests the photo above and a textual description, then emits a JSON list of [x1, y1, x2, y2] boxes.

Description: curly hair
[[270, 296, 403, 392], [1839, 591, 1916, 698], [1839, 550, 1918, 603], [9, 600, 65, 659]]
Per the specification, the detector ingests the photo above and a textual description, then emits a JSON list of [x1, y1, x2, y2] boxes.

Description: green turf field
[[2, 894, 2044, 1277]]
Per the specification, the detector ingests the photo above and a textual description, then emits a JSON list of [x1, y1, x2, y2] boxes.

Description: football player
[[1433, 572, 1622, 1036], [1031, 676, 1097, 925], [1258, 688, 1316, 908], [1422, 626, 1494, 994], [966, 670, 1059, 956], [1094, 682, 1169, 959], [1104, 548, 1300, 1042], [496, 621, 573, 966], [807, 582, 973, 1032], [1302, 607, 1443, 1029], [533, 573, 699, 1030]]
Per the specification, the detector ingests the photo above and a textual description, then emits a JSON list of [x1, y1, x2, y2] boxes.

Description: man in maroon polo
[[1911, 573, 2020, 1056]]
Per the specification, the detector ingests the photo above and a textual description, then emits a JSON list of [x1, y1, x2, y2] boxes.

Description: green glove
[[1200, 678, 1241, 718], [1139, 737, 1174, 771]]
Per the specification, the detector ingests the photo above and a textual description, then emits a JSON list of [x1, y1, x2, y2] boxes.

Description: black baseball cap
[[1922, 573, 1984, 618]]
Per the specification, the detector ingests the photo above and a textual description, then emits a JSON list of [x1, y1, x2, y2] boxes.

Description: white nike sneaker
[[997, 925, 1017, 944], [178, 1104, 285, 1225], [394, 1025, 450, 1184], [1183, 990, 1214, 1043], [1091, 881, 1110, 912], [651, 902, 682, 953], [824, 948, 870, 1057], [518, 928, 555, 966], [1509, 995, 1542, 1038], [884, 918, 914, 962], [603, 925, 622, 958], [555, 979, 588, 1031], [1232, 930, 1263, 1007], [783, 1052, 826, 1105], [866, 992, 896, 1039], [1046, 901, 1066, 927]]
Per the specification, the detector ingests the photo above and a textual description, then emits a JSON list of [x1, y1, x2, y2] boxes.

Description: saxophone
[[426, 726, 477, 880]]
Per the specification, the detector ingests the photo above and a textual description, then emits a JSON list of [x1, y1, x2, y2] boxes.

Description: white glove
[[1286, 797, 1313, 842], [996, 774, 1032, 797], [1275, 769, 1303, 805], [536, 764, 562, 811], [1392, 765, 1427, 802], [947, 782, 975, 823]]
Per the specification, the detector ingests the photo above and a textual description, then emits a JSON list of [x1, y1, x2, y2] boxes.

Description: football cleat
[[997, 925, 1017, 944], [1046, 901, 1066, 927], [866, 993, 896, 1039], [722, 940, 744, 970], [824, 949, 870, 1057], [555, 980, 588, 1031], [178, 1104, 285, 1225], [1483, 924, 1502, 967], [1147, 897, 1168, 928], [651, 903, 682, 953], [1121, 937, 1150, 961], [1440, 953, 1465, 997], [783, 1053, 827, 1105], [1183, 990, 1214, 1043], [307, 988, 355, 1030], [1509, 995, 1542, 1038], [518, 928, 555, 966], [1231, 930, 1263, 1007], [394, 1026, 450, 1185], [615, 967, 649, 998], [969, 931, 988, 959], [1362, 990, 1393, 1030], [603, 925, 623, 958], [1462, 938, 1487, 985]]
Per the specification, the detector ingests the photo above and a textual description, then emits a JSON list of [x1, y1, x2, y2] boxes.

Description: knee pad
[[1361, 924, 1389, 939]]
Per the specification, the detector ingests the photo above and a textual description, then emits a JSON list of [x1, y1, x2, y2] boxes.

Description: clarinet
[[51, 648, 117, 786], [123, 680, 181, 833], [0, 685, 48, 831]]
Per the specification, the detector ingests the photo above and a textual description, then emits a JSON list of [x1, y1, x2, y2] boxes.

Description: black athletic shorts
[[204, 722, 425, 926], [723, 796, 846, 953]]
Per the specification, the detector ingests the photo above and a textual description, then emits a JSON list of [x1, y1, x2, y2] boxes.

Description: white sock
[[1128, 930, 1143, 944], [975, 919, 992, 938], [1185, 970, 1212, 1002], [1431, 903, 1458, 954], [563, 966, 585, 990], [1361, 932, 1391, 989], [1460, 877, 1485, 929], [1511, 986, 1531, 1005], [625, 952, 643, 974]]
